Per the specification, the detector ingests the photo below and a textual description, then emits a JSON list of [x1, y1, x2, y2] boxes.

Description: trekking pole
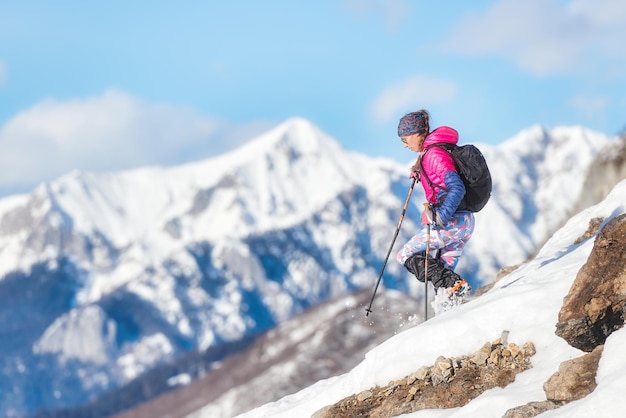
[[365, 177, 417, 317], [424, 214, 431, 321]]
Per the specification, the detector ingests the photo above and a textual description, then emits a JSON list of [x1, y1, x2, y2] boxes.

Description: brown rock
[[573, 217, 605, 245], [357, 390, 373, 402], [316, 338, 535, 418], [489, 348, 502, 365], [414, 366, 429, 381], [556, 214, 626, 352], [522, 341, 536, 357], [471, 342, 492, 365], [502, 400, 563, 418], [543, 345, 604, 402], [431, 356, 454, 385]]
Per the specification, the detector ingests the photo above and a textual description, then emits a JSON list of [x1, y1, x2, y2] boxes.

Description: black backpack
[[420, 143, 492, 212]]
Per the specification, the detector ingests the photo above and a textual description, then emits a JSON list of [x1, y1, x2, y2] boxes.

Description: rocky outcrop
[[543, 345, 603, 402], [503, 345, 604, 418], [502, 401, 563, 418], [555, 214, 626, 351], [313, 334, 535, 418], [502, 215, 626, 417]]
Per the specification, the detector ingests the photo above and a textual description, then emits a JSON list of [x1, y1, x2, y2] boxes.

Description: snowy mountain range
[[0, 118, 614, 417]]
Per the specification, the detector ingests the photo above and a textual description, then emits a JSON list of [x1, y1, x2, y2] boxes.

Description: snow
[[0, 192, 29, 215], [168, 373, 192, 387], [117, 332, 175, 382], [236, 179, 626, 418]]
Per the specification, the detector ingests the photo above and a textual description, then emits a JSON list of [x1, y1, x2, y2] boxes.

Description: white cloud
[[0, 90, 272, 194], [369, 75, 457, 123], [442, 0, 626, 76]]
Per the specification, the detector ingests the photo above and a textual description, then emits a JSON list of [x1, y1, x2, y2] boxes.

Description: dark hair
[[397, 110, 430, 137]]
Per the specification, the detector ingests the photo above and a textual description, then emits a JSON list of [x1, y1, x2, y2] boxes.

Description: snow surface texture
[[236, 179, 626, 418]]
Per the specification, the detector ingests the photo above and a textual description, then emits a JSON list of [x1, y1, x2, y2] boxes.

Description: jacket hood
[[423, 126, 459, 149]]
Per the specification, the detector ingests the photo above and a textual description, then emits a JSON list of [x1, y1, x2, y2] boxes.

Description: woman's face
[[400, 132, 427, 153]]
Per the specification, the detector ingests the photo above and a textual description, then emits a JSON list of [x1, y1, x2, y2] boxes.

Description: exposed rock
[[498, 214, 626, 418], [357, 390, 374, 402], [314, 334, 534, 418], [555, 214, 626, 351], [496, 264, 522, 281], [431, 356, 454, 385], [471, 342, 492, 366], [522, 341, 536, 357], [543, 345, 603, 402], [474, 265, 521, 296], [574, 217, 605, 245], [502, 400, 564, 418], [505, 345, 603, 417]]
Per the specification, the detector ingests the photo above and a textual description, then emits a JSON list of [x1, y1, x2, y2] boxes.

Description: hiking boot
[[448, 279, 471, 297], [404, 252, 461, 290]]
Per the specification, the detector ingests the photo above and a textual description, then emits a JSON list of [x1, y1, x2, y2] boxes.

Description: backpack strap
[[419, 144, 453, 195]]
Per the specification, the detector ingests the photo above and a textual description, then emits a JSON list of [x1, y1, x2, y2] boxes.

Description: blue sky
[[1, 0, 625, 197]]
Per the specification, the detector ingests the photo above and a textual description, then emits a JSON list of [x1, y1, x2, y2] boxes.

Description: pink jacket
[[420, 126, 466, 223]]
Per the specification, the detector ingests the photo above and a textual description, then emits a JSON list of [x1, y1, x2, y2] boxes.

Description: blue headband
[[398, 112, 427, 137]]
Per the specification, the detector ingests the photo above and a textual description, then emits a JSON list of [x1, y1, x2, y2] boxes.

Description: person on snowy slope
[[396, 109, 472, 298]]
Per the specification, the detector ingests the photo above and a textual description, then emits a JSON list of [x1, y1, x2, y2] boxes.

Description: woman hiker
[[395, 109, 473, 306]]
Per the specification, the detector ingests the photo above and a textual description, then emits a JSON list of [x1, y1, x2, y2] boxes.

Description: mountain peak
[[185, 118, 368, 237], [276, 116, 318, 135], [223, 117, 341, 166]]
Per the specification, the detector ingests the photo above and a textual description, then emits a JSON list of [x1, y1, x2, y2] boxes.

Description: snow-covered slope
[[238, 179, 626, 418], [0, 118, 614, 416]]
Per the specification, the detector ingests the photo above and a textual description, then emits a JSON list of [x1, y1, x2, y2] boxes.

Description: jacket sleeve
[[437, 171, 465, 224]]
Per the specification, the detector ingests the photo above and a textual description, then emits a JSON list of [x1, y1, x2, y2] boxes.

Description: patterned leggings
[[396, 211, 475, 270]]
